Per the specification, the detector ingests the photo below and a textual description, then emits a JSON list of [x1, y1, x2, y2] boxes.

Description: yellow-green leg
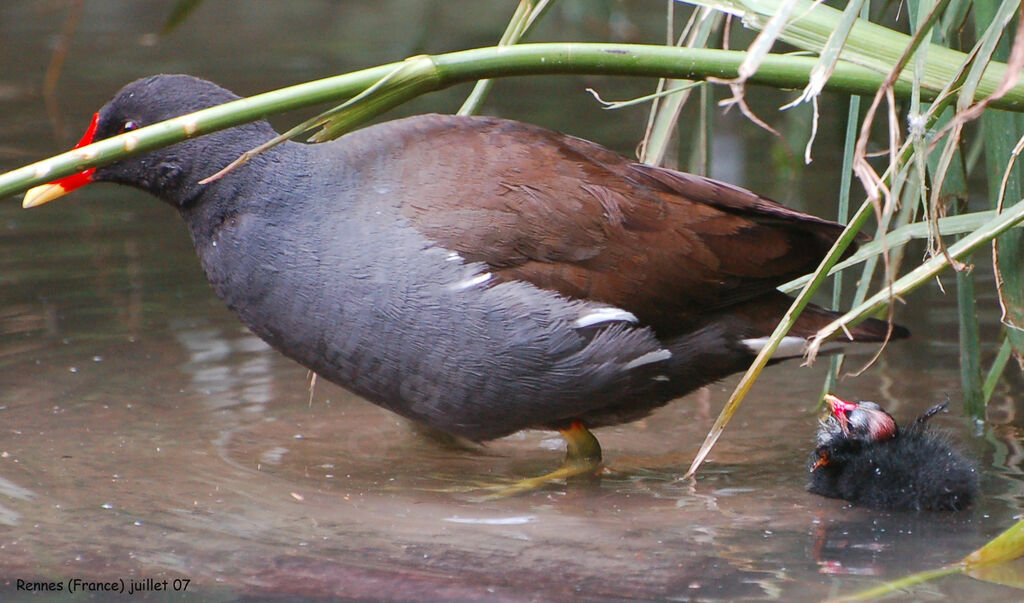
[[478, 420, 603, 500]]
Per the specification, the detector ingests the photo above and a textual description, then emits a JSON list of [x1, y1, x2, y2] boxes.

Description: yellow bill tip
[[23, 183, 70, 208]]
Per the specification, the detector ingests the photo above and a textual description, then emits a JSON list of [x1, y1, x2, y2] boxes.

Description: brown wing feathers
[[398, 115, 851, 335]]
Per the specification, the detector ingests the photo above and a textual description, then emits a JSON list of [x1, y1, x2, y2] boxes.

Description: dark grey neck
[[179, 127, 307, 242]]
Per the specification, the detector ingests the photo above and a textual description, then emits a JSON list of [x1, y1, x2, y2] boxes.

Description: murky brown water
[[2, 1, 1024, 600]]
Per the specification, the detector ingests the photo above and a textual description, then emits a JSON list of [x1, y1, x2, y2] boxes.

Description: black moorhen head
[[24, 75, 909, 489], [808, 394, 978, 511]]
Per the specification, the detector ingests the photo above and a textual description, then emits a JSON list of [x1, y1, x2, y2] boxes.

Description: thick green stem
[[4, 42, 1024, 200]]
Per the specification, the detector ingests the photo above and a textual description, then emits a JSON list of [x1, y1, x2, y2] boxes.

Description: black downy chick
[[808, 394, 978, 511]]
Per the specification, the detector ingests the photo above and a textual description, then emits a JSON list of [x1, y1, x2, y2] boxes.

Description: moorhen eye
[[808, 394, 978, 511], [120, 120, 139, 133], [22, 75, 912, 495]]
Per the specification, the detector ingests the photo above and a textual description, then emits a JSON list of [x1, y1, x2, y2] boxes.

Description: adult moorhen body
[[808, 394, 977, 511], [24, 75, 907, 489]]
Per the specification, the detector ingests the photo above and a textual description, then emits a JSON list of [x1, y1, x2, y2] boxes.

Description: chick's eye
[[120, 120, 139, 133]]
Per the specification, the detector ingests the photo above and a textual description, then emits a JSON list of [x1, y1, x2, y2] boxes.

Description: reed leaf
[[808, 199, 1024, 350], [679, 0, 1017, 105], [781, 211, 1023, 291], [975, 2, 1024, 368], [458, 0, 556, 116], [984, 337, 1015, 402], [838, 518, 1024, 601], [641, 7, 720, 167]]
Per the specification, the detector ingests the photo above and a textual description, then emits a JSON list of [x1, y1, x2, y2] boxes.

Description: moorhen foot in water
[[24, 75, 909, 494], [808, 394, 978, 511]]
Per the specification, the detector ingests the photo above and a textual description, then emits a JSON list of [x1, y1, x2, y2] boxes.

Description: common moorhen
[[808, 394, 977, 511], [24, 75, 908, 489]]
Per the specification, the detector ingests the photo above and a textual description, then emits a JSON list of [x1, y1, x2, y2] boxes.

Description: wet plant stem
[[4, 42, 1024, 198]]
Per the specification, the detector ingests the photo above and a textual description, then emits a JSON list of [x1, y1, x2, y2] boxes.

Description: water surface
[[1, 1, 1023, 600]]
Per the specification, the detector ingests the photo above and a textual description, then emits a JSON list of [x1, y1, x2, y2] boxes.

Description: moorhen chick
[[24, 75, 908, 491], [808, 394, 978, 511]]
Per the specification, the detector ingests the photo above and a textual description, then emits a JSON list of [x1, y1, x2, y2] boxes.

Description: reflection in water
[[809, 511, 979, 577], [0, 475, 35, 527], [2, 1, 1024, 599], [175, 326, 276, 410]]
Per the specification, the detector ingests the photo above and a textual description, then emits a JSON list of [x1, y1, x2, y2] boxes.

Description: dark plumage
[[808, 394, 978, 511], [24, 75, 910, 485]]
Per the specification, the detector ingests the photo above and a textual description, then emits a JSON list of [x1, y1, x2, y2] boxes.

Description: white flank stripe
[[449, 272, 492, 291], [625, 349, 672, 370], [742, 336, 807, 358], [574, 307, 638, 328]]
